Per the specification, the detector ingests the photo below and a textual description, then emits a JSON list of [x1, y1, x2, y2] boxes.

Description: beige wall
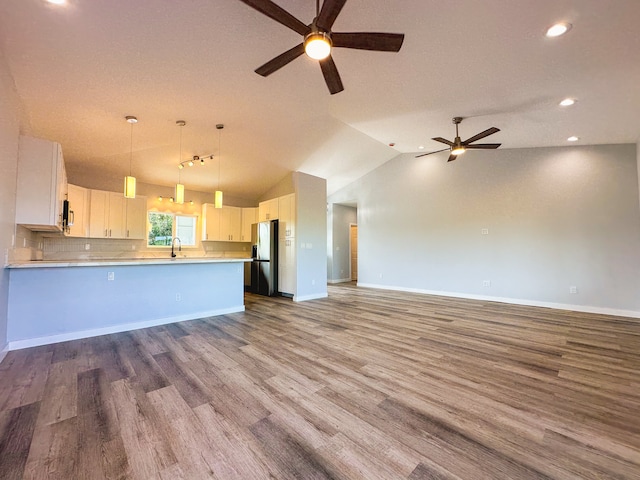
[[329, 144, 640, 316]]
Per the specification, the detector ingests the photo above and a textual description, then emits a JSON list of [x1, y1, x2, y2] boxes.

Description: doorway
[[350, 224, 358, 281]]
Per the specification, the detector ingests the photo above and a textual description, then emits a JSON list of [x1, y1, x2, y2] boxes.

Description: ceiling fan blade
[[462, 127, 500, 145], [415, 148, 449, 158], [316, 0, 348, 31], [465, 143, 502, 150], [447, 154, 458, 162], [319, 55, 344, 94], [238, 0, 310, 36], [332, 32, 405, 52], [432, 137, 455, 147], [255, 44, 305, 76]]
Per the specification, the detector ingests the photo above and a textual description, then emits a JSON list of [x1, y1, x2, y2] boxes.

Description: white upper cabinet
[[202, 203, 222, 241], [258, 197, 279, 221], [66, 184, 89, 238], [15, 135, 68, 231], [220, 206, 242, 241], [278, 193, 295, 239], [125, 196, 147, 240], [241, 207, 257, 242]]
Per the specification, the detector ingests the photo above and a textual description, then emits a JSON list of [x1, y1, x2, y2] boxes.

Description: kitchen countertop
[[6, 257, 253, 269]]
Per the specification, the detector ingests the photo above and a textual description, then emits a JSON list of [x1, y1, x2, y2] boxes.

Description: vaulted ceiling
[[1, 0, 639, 201]]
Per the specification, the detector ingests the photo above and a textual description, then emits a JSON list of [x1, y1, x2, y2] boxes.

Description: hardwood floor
[[1, 283, 640, 479]]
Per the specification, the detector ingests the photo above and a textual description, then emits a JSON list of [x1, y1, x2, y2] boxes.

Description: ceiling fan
[[416, 117, 501, 162], [238, 0, 405, 94]]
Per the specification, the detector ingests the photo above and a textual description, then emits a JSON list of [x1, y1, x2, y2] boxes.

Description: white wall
[[327, 204, 356, 283], [0, 47, 21, 359], [329, 144, 640, 316], [293, 172, 327, 301]]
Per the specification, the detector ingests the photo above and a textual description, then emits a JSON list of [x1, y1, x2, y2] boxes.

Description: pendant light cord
[[129, 122, 133, 176], [178, 123, 183, 183], [217, 128, 221, 191]]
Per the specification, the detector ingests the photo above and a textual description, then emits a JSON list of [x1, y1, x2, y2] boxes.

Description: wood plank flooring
[[1, 283, 640, 479]]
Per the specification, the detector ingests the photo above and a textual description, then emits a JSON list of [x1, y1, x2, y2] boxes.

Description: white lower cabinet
[[278, 237, 296, 295]]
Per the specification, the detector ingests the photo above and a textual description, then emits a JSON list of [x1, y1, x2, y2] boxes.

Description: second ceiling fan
[[416, 117, 501, 162], [238, 0, 405, 94]]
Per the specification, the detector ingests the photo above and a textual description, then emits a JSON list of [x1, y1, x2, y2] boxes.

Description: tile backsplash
[[41, 236, 251, 261]]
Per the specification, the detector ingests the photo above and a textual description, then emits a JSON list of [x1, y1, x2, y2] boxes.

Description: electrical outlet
[[379, 273, 383, 279], [176, 293, 182, 301], [483, 280, 491, 287], [107, 272, 115, 281], [85, 243, 91, 251], [23, 238, 27, 247], [131, 245, 136, 250], [481, 228, 489, 235], [570, 286, 578, 294]]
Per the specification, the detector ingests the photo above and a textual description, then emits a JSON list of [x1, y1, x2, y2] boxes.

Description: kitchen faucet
[[171, 237, 181, 258]]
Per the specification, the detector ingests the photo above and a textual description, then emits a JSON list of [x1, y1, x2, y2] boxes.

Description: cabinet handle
[[104, 229, 107, 237], [109, 229, 112, 237], [127, 230, 130, 238]]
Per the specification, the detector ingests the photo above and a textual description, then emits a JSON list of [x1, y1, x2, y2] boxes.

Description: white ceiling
[[1, 0, 639, 201]]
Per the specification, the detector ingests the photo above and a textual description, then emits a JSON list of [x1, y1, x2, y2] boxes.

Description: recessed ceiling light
[[546, 22, 572, 37], [559, 98, 576, 107], [567, 136, 579, 142], [418, 145, 425, 150]]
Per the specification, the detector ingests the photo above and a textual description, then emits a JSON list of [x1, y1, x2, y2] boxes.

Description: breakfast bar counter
[[6, 257, 252, 350]]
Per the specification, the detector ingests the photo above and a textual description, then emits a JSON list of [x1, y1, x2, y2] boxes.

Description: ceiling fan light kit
[[238, 0, 405, 94], [304, 30, 332, 60]]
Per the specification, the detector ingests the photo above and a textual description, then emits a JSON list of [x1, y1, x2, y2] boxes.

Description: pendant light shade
[[124, 175, 136, 198], [124, 116, 137, 198], [175, 183, 185, 205], [214, 190, 223, 209]]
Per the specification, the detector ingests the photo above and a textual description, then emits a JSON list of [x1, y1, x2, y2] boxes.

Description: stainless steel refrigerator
[[251, 220, 278, 296]]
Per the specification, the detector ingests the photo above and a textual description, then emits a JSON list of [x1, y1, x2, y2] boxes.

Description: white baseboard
[[328, 278, 352, 284], [0, 342, 8, 365], [356, 283, 640, 319], [7, 305, 245, 351], [294, 293, 329, 302]]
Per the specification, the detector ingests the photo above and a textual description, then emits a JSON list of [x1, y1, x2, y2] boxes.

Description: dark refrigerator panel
[[250, 220, 278, 296]]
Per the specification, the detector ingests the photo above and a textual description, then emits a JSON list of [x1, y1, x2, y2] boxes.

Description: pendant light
[[175, 120, 186, 204], [124, 116, 137, 198], [215, 124, 224, 209]]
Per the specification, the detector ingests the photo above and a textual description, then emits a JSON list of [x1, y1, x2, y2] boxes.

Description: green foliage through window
[[147, 213, 196, 247]]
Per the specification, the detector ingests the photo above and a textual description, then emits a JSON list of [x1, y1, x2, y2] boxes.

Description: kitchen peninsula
[[6, 257, 251, 350]]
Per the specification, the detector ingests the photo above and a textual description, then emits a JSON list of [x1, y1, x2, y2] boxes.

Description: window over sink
[[147, 212, 197, 247]]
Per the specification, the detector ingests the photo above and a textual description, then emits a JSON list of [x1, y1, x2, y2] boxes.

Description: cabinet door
[[108, 193, 127, 239], [66, 184, 88, 237], [258, 201, 269, 222], [241, 207, 257, 242], [15, 136, 67, 230], [278, 193, 295, 239], [125, 196, 147, 239], [258, 197, 279, 221], [278, 237, 296, 295], [88, 190, 109, 238], [202, 203, 222, 241]]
